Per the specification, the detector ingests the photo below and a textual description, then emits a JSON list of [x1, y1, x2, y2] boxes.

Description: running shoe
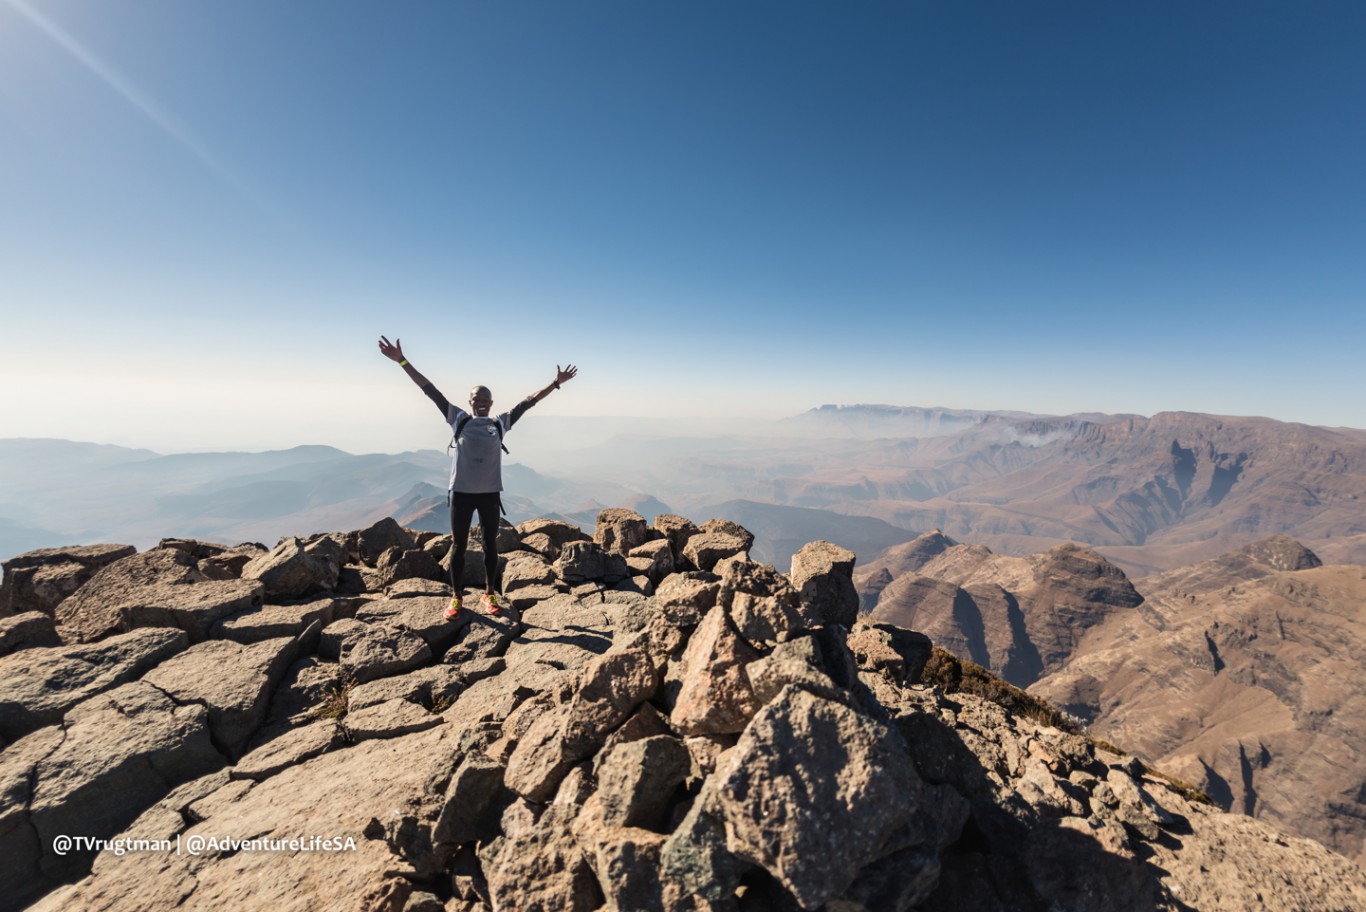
[[444, 595, 462, 620], [481, 592, 503, 615]]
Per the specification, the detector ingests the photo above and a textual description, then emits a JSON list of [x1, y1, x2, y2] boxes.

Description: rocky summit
[[1, 514, 1364, 912]]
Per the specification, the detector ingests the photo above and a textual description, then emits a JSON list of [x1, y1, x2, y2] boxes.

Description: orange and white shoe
[[444, 595, 462, 620], [481, 592, 503, 615]]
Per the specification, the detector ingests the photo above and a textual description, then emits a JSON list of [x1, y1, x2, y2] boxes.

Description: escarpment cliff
[[1, 514, 1363, 912]]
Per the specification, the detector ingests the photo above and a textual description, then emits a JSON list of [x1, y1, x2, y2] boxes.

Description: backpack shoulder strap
[[452, 414, 510, 454]]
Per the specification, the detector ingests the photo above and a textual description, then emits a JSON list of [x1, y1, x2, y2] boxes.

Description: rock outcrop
[[1, 515, 1362, 912]]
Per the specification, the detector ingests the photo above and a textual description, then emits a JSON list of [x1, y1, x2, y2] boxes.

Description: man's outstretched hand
[[556, 364, 578, 385], [379, 336, 405, 363]]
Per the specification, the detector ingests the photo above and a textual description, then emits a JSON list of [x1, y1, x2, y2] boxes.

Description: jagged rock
[[54, 548, 205, 642], [484, 804, 599, 912], [444, 615, 518, 665], [746, 635, 850, 706], [119, 579, 263, 643], [502, 552, 557, 591], [595, 508, 649, 557], [628, 539, 675, 583], [142, 636, 301, 757], [0, 544, 136, 618], [595, 735, 691, 830], [433, 755, 507, 846], [28, 681, 224, 881], [700, 518, 755, 551], [241, 536, 343, 601], [0, 628, 189, 740], [317, 617, 367, 660], [682, 532, 748, 573], [714, 685, 926, 908], [230, 720, 342, 781], [516, 518, 591, 561], [654, 572, 721, 627], [505, 637, 660, 801], [847, 621, 933, 686], [0, 610, 60, 657], [660, 781, 747, 902], [670, 603, 761, 735], [345, 697, 443, 740], [653, 514, 701, 564], [719, 559, 815, 649], [790, 540, 860, 628], [355, 517, 416, 565], [373, 546, 443, 588]]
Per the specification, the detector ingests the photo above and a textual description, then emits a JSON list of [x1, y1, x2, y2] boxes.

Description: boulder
[[714, 685, 924, 908], [372, 546, 443, 588], [669, 603, 761, 735], [594, 508, 649, 557], [847, 621, 933, 686], [719, 559, 816, 649], [790, 540, 860, 628], [0, 544, 136, 618], [0, 611, 60, 657], [354, 596, 467, 656], [682, 532, 748, 573], [594, 735, 691, 830], [555, 541, 607, 582], [652, 514, 701, 565], [483, 805, 599, 912], [700, 518, 755, 551], [628, 539, 675, 584], [515, 518, 590, 561], [0, 628, 189, 740], [241, 537, 343, 601], [654, 572, 721, 627], [354, 517, 416, 565], [472, 519, 523, 554]]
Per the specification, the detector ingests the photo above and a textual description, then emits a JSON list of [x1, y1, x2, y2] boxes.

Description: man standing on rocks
[[378, 335, 577, 619]]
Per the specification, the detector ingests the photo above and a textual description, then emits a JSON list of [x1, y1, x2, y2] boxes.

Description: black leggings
[[449, 491, 502, 592]]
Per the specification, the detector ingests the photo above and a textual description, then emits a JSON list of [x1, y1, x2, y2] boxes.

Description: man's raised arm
[[378, 335, 451, 418]]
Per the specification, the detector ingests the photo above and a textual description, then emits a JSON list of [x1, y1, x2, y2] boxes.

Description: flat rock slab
[[230, 722, 343, 781], [32, 726, 457, 912], [345, 697, 445, 740], [346, 665, 464, 712], [29, 681, 224, 883], [0, 628, 189, 740], [353, 596, 466, 655], [384, 579, 451, 599], [210, 598, 338, 644], [55, 549, 205, 642], [338, 622, 433, 684], [143, 637, 300, 757], [120, 579, 264, 643]]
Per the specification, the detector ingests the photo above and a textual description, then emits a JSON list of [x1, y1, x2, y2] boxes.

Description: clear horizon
[[4, 1, 1364, 451]]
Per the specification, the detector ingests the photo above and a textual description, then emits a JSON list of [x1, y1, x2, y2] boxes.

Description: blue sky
[[2, 0, 1364, 451]]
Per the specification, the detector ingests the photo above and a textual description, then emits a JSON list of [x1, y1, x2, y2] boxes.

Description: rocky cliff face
[[860, 530, 1366, 867], [1, 515, 1363, 912]]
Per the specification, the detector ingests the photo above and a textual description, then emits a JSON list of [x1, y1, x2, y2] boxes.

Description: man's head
[[469, 385, 493, 416]]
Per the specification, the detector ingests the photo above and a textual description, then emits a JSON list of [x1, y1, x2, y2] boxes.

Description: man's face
[[469, 387, 493, 414]]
